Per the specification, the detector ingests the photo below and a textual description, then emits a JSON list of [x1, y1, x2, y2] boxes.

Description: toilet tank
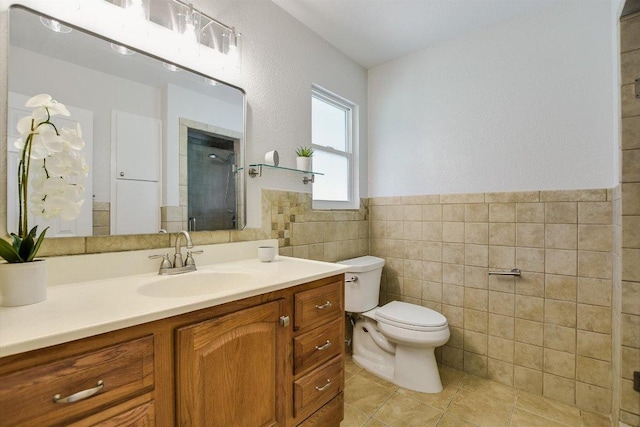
[[338, 256, 385, 313]]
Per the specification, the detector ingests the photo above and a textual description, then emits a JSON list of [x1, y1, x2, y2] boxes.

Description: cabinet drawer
[[66, 396, 155, 427], [294, 355, 343, 420], [298, 393, 343, 427], [294, 281, 343, 331], [294, 318, 342, 375], [0, 335, 154, 426]]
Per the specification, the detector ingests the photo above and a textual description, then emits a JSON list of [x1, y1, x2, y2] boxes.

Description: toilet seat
[[375, 301, 448, 332]]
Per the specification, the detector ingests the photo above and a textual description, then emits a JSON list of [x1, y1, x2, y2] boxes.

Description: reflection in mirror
[[7, 6, 246, 237]]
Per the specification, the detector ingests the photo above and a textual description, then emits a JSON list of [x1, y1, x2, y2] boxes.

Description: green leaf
[[18, 232, 35, 261], [28, 225, 39, 239], [0, 238, 23, 263], [28, 227, 48, 262], [10, 233, 22, 252]]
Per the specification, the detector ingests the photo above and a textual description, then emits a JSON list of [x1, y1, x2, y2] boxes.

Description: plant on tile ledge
[[0, 94, 88, 306]]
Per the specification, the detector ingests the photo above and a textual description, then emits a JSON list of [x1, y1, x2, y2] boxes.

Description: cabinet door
[[176, 300, 286, 427]]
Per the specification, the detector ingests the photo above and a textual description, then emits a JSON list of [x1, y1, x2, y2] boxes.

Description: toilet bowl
[[339, 256, 450, 393]]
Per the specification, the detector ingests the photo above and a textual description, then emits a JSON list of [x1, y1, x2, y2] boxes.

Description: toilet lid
[[375, 301, 447, 328]]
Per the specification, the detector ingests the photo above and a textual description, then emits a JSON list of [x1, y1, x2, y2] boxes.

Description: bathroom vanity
[[0, 249, 347, 427]]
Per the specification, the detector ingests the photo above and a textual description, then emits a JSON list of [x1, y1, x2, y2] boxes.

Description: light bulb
[[40, 17, 72, 34], [110, 43, 135, 56]]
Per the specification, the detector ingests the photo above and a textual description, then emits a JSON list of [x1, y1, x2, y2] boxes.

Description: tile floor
[[341, 355, 613, 427]]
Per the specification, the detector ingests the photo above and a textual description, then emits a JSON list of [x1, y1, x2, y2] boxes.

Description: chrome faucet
[[173, 230, 194, 268], [149, 231, 203, 275]]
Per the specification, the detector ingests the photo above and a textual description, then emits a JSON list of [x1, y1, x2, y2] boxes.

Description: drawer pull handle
[[315, 379, 332, 392], [315, 340, 332, 351], [53, 380, 104, 404], [315, 301, 332, 310]]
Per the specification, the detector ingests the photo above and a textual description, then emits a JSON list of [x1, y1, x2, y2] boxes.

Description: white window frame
[[311, 85, 359, 210]]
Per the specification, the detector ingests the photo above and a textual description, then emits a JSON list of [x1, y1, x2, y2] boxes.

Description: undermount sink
[[138, 269, 260, 298]]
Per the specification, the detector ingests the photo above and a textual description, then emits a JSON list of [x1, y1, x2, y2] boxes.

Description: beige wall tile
[[489, 223, 516, 246], [464, 330, 488, 355], [622, 216, 640, 248], [516, 248, 545, 273], [545, 300, 576, 328], [541, 190, 607, 202], [448, 326, 464, 349], [546, 224, 578, 250], [485, 191, 539, 203], [517, 203, 545, 223], [386, 221, 403, 240], [422, 241, 441, 262], [464, 288, 488, 311], [621, 14, 640, 52], [489, 313, 515, 340], [488, 336, 514, 363], [370, 205, 388, 221], [422, 204, 442, 221], [622, 183, 640, 215], [405, 259, 423, 280], [402, 194, 440, 205], [489, 203, 516, 222], [487, 359, 514, 386], [517, 223, 545, 248], [86, 234, 169, 253], [622, 115, 640, 150], [443, 284, 464, 306], [465, 223, 488, 244], [404, 278, 423, 299], [440, 193, 485, 204], [516, 295, 544, 322], [621, 313, 640, 348], [545, 249, 578, 276], [422, 260, 441, 281], [544, 349, 576, 379], [621, 378, 640, 415], [621, 346, 640, 380], [515, 319, 544, 346], [463, 352, 488, 377], [514, 366, 543, 394], [386, 240, 403, 258], [545, 274, 577, 301], [465, 204, 489, 222], [403, 204, 422, 221], [371, 221, 386, 238], [443, 204, 465, 221], [622, 149, 640, 182], [443, 243, 465, 264], [622, 82, 640, 117], [622, 281, 640, 315], [489, 246, 515, 269], [387, 205, 404, 221], [40, 237, 86, 256], [577, 277, 612, 307], [516, 272, 545, 297], [577, 304, 611, 334], [489, 275, 516, 294], [420, 221, 442, 242], [443, 222, 465, 243], [576, 383, 611, 415], [578, 202, 613, 224], [545, 324, 577, 354], [464, 309, 488, 334], [465, 266, 488, 289], [514, 342, 543, 370], [489, 291, 515, 316], [546, 202, 577, 224], [576, 356, 611, 387], [443, 263, 464, 286], [442, 346, 464, 370], [543, 373, 576, 406], [620, 410, 640, 427], [465, 244, 488, 267], [423, 280, 441, 301], [578, 225, 612, 251], [442, 305, 464, 328], [578, 251, 612, 279], [622, 248, 640, 282], [403, 221, 422, 240], [577, 330, 611, 361]]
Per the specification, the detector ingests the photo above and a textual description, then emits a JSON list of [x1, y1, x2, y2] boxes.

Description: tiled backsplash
[[368, 189, 615, 414]]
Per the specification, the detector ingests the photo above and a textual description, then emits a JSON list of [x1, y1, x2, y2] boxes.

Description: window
[[311, 86, 357, 209]]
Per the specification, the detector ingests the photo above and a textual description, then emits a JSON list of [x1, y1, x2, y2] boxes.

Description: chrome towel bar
[[488, 268, 521, 276]]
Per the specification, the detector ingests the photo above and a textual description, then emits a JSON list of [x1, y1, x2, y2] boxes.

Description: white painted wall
[[368, 1, 616, 197]]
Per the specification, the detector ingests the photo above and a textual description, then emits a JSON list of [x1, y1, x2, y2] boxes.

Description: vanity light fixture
[[39, 17, 73, 33], [162, 62, 179, 72], [110, 42, 135, 56]]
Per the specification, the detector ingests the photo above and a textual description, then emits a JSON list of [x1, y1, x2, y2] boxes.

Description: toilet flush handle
[[345, 276, 358, 283]]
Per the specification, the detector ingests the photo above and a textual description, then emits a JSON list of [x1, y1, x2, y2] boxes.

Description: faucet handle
[[149, 253, 172, 269], [185, 249, 203, 267]]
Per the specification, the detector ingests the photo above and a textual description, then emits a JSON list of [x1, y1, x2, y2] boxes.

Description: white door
[[7, 92, 94, 238]]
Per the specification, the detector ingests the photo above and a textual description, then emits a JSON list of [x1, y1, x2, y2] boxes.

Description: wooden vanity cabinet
[[0, 274, 344, 427]]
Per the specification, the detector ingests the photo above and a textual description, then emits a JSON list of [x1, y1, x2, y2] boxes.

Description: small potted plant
[[295, 146, 314, 171], [0, 94, 88, 306]]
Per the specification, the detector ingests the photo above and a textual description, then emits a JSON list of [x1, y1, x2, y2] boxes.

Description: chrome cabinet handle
[[315, 379, 332, 392], [315, 301, 332, 310], [345, 276, 358, 283], [53, 380, 104, 403], [315, 340, 332, 351]]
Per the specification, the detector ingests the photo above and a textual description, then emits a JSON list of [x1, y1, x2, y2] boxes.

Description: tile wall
[[369, 189, 616, 415], [618, 11, 640, 427]]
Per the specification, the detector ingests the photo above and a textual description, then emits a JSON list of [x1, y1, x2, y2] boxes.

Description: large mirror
[[7, 6, 246, 237]]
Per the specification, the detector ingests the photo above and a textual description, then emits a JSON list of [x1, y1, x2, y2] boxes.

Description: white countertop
[[0, 256, 348, 358]]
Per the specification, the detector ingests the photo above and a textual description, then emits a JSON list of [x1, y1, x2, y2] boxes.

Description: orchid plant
[[0, 94, 88, 263]]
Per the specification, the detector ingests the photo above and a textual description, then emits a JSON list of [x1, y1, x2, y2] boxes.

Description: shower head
[[208, 152, 234, 163], [208, 153, 218, 159]]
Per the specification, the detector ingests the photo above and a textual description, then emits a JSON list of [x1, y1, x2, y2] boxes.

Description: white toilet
[[339, 256, 450, 393]]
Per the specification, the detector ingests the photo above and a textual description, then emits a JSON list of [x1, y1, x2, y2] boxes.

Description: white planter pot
[[296, 157, 312, 172], [0, 259, 47, 307]]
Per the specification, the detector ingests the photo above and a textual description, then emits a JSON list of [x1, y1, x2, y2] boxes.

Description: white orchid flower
[[37, 195, 83, 221], [14, 126, 64, 159], [60, 124, 84, 150], [46, 150, 85, 177], [26, 94, 70, 121]]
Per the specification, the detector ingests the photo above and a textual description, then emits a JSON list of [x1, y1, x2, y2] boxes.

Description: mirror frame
[[5, 4, 248, 248]]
